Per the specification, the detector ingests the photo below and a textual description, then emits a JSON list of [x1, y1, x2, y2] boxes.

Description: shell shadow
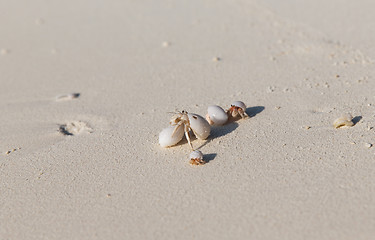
[[210, 122, 239, 139], [246, 106, 265, 117], [166, 105, 265, 163], [352, 116, 362, 125], [196, 122, 239, 150], [204, 153, 217, 163], [174, 134, 195, 147], [196, 106, 264, 151]]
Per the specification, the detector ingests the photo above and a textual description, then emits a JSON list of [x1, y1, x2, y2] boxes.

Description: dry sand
[[1, 0, 375, 239]]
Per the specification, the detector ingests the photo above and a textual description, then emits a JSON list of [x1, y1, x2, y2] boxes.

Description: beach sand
[[1, 0, 375, 239]]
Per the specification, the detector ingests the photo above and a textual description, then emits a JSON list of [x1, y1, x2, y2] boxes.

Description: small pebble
[[212, 57, 221, 62], [365, 143, 372, 148], [267, 86, 275, 93], [5, 148, 20, 154], [304, 126, 311, 129], [35, 18, 45, 25], [162, 41, 170, 47], [0, 49, 10, 55]]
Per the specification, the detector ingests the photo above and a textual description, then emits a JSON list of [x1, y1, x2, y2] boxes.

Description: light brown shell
[[333, 114, 354, 128]]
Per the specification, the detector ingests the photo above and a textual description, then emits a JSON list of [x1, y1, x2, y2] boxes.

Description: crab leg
[[184, 124, 194, 150], [239, 109, 248, 118]]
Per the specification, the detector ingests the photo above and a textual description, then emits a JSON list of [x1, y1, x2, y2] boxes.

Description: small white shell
[[206, 105, 228, 125], [187, 113, 211, 139], [189, 150, 203, 160], [231, 101, 246, 110], [333, 114, 354, 128], [189, 150, 205, 165], [159, 125, 184, 147]]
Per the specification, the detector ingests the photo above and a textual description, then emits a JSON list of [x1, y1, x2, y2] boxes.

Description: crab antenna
[[167, 111, 181, 114], [184, 125, 194, 150]]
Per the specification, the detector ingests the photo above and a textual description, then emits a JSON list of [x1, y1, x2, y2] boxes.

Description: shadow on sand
[[352, 116, 362, 125], [246, 106, 265, 117], [203, 153, 217, 163], [182, 105, 265, 163]]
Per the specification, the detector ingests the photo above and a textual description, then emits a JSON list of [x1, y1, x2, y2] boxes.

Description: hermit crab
[[227, 101, 248, 119], [189, 150, 205, 165], [159, 110, 210, 150]]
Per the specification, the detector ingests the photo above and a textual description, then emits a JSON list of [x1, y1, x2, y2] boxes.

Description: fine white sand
[[1, 0, 375, 239]]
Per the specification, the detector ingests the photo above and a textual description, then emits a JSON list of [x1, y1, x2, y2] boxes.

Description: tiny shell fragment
[[364, 143, 372, 148], [56, 93, 80, 101], [333, 114, 354, 128]]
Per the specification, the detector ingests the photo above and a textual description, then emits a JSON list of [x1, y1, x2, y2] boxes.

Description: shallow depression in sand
[[59, 121, 93, 136]]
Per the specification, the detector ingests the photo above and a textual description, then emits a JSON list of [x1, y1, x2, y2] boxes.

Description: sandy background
[[1, 0, 375, 239]]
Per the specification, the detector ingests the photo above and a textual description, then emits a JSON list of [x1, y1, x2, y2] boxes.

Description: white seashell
[[231, 101, 246, 110], [159, 125, 184, 147], [188, 113, 211, 139], [227, 101, 248, 118], [333, 114, 354, 128], [206, 105, 228, 125], [189, 150, 205, 165], [189, 150, 203, 160]]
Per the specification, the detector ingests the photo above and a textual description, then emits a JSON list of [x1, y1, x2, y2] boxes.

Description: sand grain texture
[[1, 0, 375, 239]]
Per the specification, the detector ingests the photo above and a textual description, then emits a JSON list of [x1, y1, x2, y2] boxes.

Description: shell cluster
[[159, 102, 362, 166], [206, 101, 248, 126], [158, 101, 249, 165]]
